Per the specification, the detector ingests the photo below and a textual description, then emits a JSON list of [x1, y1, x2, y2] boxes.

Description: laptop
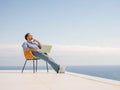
[[39, 45, 52, 53]]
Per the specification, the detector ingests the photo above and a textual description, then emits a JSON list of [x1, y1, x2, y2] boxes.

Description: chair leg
[[33, 60, 35, 73], [21, 60, 27, 73], [46, 61, 49, 72], [36, 60, 38, 72]]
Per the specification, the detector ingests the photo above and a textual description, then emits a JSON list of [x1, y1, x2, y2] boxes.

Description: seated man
[[22, 33, 65, 73]]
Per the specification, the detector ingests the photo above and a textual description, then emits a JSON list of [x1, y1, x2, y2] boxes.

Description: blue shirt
[[22, 42, 41, 51]]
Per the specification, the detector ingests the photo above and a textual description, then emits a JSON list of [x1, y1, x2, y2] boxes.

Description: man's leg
[[32, 52, 60, 73]]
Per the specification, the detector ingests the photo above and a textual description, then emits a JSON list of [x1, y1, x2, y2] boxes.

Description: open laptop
[[39, 45, 52, 53]]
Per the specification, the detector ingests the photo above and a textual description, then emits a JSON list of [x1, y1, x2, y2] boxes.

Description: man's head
[[25, 33, 33, 41]]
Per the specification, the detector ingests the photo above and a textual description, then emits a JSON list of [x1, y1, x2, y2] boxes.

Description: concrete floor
[[0, 70, 120, 90]]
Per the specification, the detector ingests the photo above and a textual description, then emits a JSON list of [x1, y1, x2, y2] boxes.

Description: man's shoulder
[[22, 42, 28, 46], [22, 42, 27, 44], [22, 42, 28, 50]]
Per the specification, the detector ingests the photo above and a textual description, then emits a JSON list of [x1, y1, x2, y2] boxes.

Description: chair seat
[[26, 57, 40, 60]]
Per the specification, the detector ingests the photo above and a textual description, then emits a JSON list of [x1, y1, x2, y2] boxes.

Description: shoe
[[58, 66, 66, 73]]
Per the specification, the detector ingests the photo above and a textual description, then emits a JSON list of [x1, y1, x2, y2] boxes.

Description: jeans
[[32, 52, 60, 73]]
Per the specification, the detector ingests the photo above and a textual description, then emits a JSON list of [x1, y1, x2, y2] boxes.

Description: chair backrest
[[24, 50, 37, 60]]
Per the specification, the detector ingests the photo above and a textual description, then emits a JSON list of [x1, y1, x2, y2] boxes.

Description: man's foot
[[57, 66, 66, 73]]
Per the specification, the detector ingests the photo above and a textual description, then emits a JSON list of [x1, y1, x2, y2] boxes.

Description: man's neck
[[27, 40, 32, 43]]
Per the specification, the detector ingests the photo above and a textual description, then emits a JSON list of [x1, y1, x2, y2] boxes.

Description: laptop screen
[[40, 45, 52, 53]]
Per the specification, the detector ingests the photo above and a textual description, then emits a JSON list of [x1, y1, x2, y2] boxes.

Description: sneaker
[[58, 66, 66, 73]]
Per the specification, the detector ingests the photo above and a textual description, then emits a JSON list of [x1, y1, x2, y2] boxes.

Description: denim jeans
[[32, 52, 60, 72]]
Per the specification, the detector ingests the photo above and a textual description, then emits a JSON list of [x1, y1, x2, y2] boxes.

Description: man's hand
[[33, 39, 42, 48], [33, 39, 39, 42]]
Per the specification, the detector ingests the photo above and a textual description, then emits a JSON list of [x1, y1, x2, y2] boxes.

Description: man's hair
[[25, 33, 30, 40]]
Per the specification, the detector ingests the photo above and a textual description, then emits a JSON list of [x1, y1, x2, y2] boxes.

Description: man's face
[[27, 34, 33, 40]]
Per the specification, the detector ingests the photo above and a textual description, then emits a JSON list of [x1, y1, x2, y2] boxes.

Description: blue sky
[[0, 0, 120, 66]]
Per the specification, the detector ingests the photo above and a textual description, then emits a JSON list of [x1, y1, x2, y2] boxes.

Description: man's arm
[[25, 48, 38, 52], [22, 42, 38, 52], [33, 39, 42, 48]]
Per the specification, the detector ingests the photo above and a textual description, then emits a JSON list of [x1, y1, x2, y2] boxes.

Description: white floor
[[0, 70, 120, 90]]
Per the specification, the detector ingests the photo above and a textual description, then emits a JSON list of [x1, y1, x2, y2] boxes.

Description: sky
[[0, 0, 120, 66]]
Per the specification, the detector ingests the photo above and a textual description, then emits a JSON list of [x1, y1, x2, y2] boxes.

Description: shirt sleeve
[[37, 44, 41, 49], [22, 42, 28, 51]]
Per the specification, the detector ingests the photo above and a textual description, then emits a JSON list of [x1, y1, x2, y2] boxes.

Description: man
[[22, 33, 65, 73]]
